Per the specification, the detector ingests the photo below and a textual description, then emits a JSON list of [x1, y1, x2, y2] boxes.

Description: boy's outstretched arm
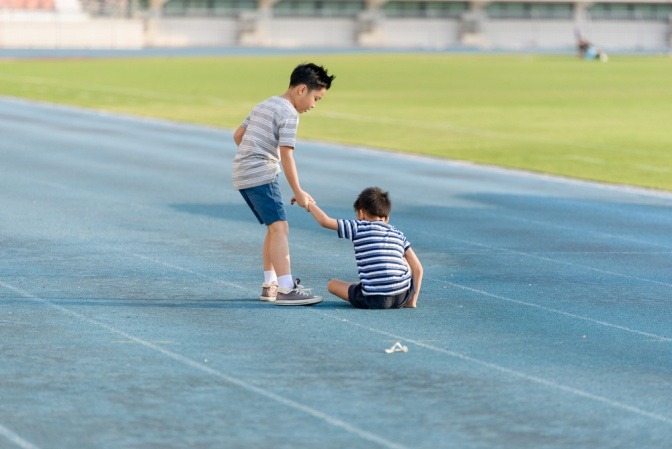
[[280, 146, 314, 207], [305, 201, 338, 231], [404, 248, 423, 308]]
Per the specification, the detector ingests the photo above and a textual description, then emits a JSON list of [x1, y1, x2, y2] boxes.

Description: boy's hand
[[290, 198, 316, 208], [292, 196, 338, 231], [290, 190, 314, 208]]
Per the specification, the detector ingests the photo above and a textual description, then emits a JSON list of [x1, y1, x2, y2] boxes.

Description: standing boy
[[298, 187, 423, 309], [232, 63, 335, 306]]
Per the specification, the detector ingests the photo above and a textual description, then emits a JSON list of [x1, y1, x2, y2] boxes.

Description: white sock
[[277, 275, 294, 289], [264, 270, 277, 285]]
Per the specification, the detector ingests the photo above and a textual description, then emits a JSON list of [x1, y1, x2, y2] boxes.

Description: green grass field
[[1, 53, 670, 191]]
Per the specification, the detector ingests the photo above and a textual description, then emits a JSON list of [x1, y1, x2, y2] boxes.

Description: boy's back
[[301, 186, 424, 309], [232, 96, 298, 191], [337, 219, 412, 297]]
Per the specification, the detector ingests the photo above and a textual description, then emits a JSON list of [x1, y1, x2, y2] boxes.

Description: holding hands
[[290, 190, 315, 209]]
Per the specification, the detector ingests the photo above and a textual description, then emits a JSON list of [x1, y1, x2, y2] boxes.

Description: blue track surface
[[1, 97, 671, 449]]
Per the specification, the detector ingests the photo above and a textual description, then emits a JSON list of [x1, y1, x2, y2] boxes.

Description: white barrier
[[0, 8, 669, 50], [0, 14, 144, 48]]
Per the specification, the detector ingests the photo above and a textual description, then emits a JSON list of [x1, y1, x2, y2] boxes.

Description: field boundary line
[[320, 110, 648, 156], [314, 310, 672, 426], [3, 96, 672, 199], [438, 280, 672, 342], [444, 235, 672, 288], [461, 212, 672, 251], [0, 280, 410, 449], [0, 423, 41, 449], [122, 249, 671, 342], [127, 252, 252, 292], [0, 74, 241, 108]]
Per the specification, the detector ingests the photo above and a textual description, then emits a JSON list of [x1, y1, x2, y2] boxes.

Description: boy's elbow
[[319, 218, 332, 229], [233, 126, 246, 145]]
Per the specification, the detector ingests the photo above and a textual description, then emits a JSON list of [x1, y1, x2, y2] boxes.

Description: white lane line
[[111, 252, 672, 419], [0, 280, 411, 449], [463, 211, 672, 251], [313, 310, 672, 426], [320, 110, 649, 157], [440, 280, 672, 343], [120, 252, 672, 425], [124, 246, 672, 344], [444, 235, 672, 288], [0, 423, 41, 449], [4, 95, 672, 206], [564, 155, 605, 165], [455, 251, 672, 255], [0, 82, 654, 161], [128, 252, 250, 292], [635, 164, 670, 174], [121, 249, 672, 345], [0, 74, 241, 108]]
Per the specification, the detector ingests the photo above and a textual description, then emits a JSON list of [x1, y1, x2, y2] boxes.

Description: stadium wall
[[375, 19, 462, 48], [0, 17, 144, 48], [0, 3, 670, 51], [484, 20, 669, 50], [144, 16, 670, 51], [145, 18, 238, 47]]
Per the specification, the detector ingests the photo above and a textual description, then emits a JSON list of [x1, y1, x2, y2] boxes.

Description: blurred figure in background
[[575, 29, 609, 62]]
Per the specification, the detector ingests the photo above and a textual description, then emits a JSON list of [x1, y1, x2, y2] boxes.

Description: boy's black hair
[[289, 63, 335, 90], [354, 187, 391, 218]]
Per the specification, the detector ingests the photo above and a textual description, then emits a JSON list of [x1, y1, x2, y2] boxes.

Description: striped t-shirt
[[232, 96, 299, 190], [337, 219, 412, 296]]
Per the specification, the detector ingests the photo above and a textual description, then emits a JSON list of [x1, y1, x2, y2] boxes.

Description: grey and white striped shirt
[[232, 96, 299, 190]]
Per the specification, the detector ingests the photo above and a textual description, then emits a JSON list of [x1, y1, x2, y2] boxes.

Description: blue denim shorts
[[239, 177, 287, 226]]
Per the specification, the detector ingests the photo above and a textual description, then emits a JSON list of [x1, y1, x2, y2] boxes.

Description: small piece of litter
[[385, 342, 408, 353]]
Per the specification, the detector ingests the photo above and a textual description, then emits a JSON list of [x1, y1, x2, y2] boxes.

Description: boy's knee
[[267, 220, 289, 235], [327, 279, 345, 295]]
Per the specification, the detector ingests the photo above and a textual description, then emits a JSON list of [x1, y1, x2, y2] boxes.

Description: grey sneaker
[[275, 279, 323, 306], [260, 283, 277, 302]]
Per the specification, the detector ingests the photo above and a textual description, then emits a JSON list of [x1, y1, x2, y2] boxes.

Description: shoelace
[[293, 278, 313, 295]]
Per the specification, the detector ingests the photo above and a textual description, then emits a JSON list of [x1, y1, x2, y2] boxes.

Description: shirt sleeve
[[337, 219, 357, 241], [278, 114, 298, 148]]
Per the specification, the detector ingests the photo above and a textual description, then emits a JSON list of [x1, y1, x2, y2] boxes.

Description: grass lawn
[[1, 53, 670, 191]]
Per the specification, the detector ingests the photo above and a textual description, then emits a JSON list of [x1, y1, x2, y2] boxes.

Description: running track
[[1, 97, 671, 449]]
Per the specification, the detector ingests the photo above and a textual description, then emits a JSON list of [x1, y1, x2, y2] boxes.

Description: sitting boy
[[298, 187, 423, 308]]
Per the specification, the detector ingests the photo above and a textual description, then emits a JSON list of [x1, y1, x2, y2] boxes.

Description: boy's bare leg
[[262, 230, 274, 273], [327, 279, 352, 301], [267, 220, 291, 278]]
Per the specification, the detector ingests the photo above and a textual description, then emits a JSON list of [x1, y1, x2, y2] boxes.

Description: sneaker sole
[[260, 296, 276, 302], [274, 296, 323, 306]]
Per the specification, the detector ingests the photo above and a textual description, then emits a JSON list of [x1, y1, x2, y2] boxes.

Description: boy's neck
[[358, 210, 389, 223], [282, 86, 300, 109]]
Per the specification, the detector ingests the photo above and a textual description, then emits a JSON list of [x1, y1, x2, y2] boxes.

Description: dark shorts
[[239, 177, 286, 226], [347, 280, 415, 309]]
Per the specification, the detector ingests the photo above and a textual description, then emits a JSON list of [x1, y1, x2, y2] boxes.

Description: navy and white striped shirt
[[337, 219, 412, 296]]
